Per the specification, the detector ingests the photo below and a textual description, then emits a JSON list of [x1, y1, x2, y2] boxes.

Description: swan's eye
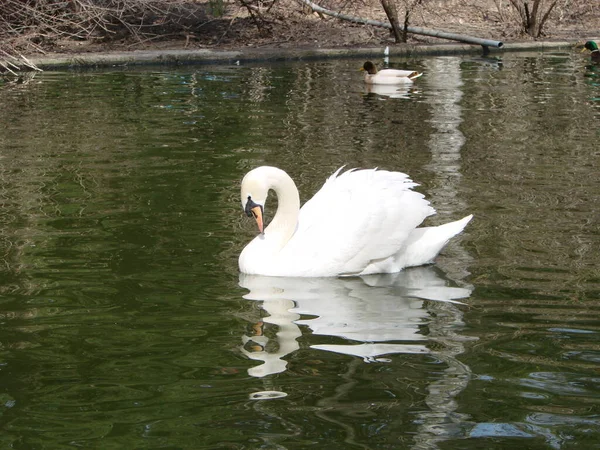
[[245, 196, 260, 217]]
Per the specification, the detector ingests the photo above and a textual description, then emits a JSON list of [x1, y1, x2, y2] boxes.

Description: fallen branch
[[17, 53, 43, 72], [0, 49, 43, 73], [0, 61, 19, 76], [298, 0, 503, 48]]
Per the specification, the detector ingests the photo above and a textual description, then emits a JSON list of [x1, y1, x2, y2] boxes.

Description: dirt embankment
[[1, 0, 599, 66]]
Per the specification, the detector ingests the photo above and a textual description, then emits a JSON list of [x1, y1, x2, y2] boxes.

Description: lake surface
[[0, 50, 598, 449]]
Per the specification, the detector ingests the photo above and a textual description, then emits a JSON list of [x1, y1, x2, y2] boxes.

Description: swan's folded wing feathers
[[283, 168, 435, 276], [282, 170, 366, 274]]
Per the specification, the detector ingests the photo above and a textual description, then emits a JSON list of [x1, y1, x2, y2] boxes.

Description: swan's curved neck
[[265, 168, 300, 248]]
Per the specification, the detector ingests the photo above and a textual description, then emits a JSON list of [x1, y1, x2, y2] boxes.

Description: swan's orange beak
[[250, 206, 264, 233]]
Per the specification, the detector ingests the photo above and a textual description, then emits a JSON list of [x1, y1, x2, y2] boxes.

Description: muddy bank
[[27, 40, 585, 70]]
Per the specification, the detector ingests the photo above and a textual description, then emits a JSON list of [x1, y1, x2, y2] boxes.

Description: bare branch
[[297, 0, 503, 47], [1, 0, 213, 55], [506, 0, 559, 37], [538, 0, 558, 37]]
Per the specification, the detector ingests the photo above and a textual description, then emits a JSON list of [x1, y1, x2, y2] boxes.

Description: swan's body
[[239, 166, 472, 277], [361, 61, 422, 85]]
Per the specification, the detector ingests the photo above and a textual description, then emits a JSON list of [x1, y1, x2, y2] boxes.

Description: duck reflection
[[363, 83, 414, 99], [239, 266, 472, 378]]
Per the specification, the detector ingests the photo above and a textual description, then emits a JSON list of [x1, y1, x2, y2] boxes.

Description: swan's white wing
[[281, 168, 435, 276]]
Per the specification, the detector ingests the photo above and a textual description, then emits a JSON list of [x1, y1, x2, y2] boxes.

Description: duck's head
[[241, 167, 270, 233], [361, 61, 378, 75], [584, 41, 599, 52]]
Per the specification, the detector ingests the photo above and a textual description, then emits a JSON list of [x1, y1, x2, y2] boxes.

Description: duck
[[582, 40, 600, 63], [239, 166, 472, 277], [361, 61, 422, 85]]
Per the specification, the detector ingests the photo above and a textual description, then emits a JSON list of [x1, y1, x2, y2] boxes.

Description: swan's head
[[361, 61, 377, 75], [241, 166, 298, 235], [241, 167, 270, 234]]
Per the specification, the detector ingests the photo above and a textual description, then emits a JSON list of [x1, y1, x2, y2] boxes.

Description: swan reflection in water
[[239, 266, 472, 378]]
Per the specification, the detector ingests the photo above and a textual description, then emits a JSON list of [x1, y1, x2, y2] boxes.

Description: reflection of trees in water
[[455, 55, 600, 449], [421, 57, 473, 281], [0, 73, 139, 287], [457, 53, 600, 297], [0, 56, 597, 448], [0, 70, 248, 292], [1, 58, 596, 297], [226, 56, 600, 448], [423, 57, 465, 216], [245, 60, 433, 198]]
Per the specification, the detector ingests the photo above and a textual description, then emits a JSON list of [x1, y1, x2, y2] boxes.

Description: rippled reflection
[[363, 83, 415, 99], [240, 267, 480, 447], [0, 51, 599, 448], [239, 267, 472, 378]]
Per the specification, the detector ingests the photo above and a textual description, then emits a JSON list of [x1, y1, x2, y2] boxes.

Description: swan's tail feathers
[[399, 214, 473, 268], [434, 214, 473, 239]]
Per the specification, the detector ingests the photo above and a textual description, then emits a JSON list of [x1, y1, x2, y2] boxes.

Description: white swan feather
[[239, 166, 472, 277]]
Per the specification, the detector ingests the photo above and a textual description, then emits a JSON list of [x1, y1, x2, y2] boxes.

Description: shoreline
[[26, 40, 590, 71]]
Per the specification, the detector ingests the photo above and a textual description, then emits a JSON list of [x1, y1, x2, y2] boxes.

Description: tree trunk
[[508, 0, 557, 38], [380, 0, 403, 43]]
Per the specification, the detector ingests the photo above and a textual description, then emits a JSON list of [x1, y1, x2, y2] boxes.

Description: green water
[[0, 52, 598, 449]]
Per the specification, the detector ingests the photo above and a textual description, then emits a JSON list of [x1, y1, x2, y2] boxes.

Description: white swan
[[239, 166, 472, 277]]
